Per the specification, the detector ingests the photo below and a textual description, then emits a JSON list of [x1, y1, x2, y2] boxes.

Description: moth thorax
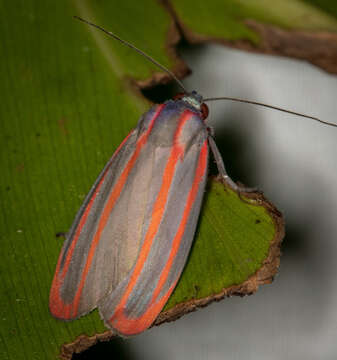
[[182, 90, 203, 111]]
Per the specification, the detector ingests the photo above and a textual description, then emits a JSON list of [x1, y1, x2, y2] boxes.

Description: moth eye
[[201, 103, 209, 120], [173, 93, 185, 100]]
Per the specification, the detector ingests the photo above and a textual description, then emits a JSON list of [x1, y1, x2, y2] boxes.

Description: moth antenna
[[74, 16, 187, 93], [203, 96, 336, 128]]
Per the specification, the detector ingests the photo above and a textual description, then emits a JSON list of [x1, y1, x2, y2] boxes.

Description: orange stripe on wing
[[109, 139, 208, 335], [61, 131, 133, 279], [150, 139, 208, 302], [107, 112, 207, 334], [69, 105, 165, 317], [49, 131, 134, 319], [111, 110, 193, 307]]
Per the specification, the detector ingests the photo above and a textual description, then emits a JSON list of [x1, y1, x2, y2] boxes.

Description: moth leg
[[206, 126, 215, 137], [208, 136, 257, 193]]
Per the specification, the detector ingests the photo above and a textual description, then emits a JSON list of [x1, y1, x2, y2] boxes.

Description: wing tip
[[98, 305, 149, 337]]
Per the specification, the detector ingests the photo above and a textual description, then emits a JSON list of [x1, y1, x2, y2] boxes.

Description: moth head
[[173, 90, 209, 120]]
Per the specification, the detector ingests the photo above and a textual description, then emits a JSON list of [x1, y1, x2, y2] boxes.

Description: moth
[[49, 17, 336, 336]]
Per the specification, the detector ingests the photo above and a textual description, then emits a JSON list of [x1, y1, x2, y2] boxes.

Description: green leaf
[[170, 0, 337, 41], [161, 179, 282, 313], [13, 0, 337, 358]]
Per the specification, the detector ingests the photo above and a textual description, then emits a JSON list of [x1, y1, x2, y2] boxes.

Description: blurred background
[[79, 42, 337, 360]]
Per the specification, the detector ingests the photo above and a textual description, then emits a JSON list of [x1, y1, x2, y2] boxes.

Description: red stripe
[[150, 140, 208, 302], [107, 115, 208, 335], [49, 130, 134, 319], [68, 105, 165, 317], [61, 131, 133, 279], [110, 110, 192, 310]]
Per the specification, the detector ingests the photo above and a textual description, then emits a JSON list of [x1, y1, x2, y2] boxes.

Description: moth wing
[[49, 104, 167, 320], [98, 115, 209, 336], [49, 127, 147, 319]]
